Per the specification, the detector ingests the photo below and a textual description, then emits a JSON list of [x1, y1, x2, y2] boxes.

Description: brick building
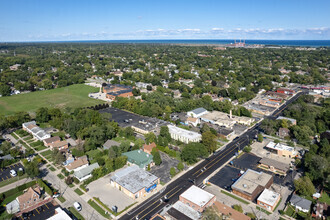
[[231, 169, 273, 201], [179, 185, 216, 212]]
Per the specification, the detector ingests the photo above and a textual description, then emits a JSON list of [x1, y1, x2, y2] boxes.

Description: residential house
[[278, 128, 290, 139], [43, 136, 61, 147], [103, 140, 120, 150], [64, 155, 89, 172], [143, 142, 156, 154], [74, 163, 99, 182], [185, 117, 200, 127], [122, 149, 154, 169], [110, 165, 159, 199], [290, 194, 312, 213], [49, 140, 68, 152], [179, 185, 216, 212], [257, 189, 281, 211], [22, 121, 51, 141], [312, 202, 329, 219]]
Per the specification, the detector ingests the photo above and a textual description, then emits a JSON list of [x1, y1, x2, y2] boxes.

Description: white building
[[47, 207, 72, 220], [167, 125, 202, 144], [186, 107, 208, 118], [74, 163, 99, 182], [257, 189, 281, 211], [22, 121, 51, 141]]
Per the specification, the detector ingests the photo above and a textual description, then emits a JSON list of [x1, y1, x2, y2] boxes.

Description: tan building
[[257, 189, 281, 211], [231, 169, 273, 201], [265, 142, 297, 158], [179, 185, 216, 212], [110, 165, 159, 199]]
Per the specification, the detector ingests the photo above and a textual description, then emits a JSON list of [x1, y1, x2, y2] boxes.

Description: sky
[[0, 0, 329, 42]]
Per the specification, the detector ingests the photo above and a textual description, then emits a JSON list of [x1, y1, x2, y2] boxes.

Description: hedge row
[[37, 179, 53, 196]]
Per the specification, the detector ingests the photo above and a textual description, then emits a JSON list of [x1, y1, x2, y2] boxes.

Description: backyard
[[0, 84, 104, 115]]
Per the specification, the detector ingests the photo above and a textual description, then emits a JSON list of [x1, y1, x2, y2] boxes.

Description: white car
[[74, 202, 82, 211], [10, 170, 17, 177]]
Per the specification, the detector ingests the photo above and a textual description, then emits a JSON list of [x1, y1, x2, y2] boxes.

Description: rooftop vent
[[243, 184, 247, 188]]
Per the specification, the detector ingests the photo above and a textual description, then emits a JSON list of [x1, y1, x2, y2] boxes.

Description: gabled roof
[[65, 155, 88, 171], [143, 142, 156, 152], [44, 136, 61, 144], [50, 140, 68, 149], [290, 194, 312, 210], [74, 163, 99, 179], [213, 201, 251, 220], [17, 186, 41, 204], [188, 107, 207, 115], [103, 140, 120, 149]]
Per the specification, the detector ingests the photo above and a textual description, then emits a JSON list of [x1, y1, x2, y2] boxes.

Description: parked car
[[74, 202, 82, 211], [53, 191, 60, 198], [10, 170, 17, 177]]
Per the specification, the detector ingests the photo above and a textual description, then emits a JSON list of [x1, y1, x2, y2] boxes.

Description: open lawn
[[0, 84, 104, 115]]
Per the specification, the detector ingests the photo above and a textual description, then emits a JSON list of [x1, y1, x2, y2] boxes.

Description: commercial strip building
[[257, 189, 281, 211], [22, 121, 51, 141], [258, 157, 290, 175], [179, 185, 216, 212], [265, 142, 297, 158], [231, 169, 273, 201], [167, 125, 202, 144], [122, 149, 154, 169], [201, 110, 253, 128], [110, 165, 159, 199]]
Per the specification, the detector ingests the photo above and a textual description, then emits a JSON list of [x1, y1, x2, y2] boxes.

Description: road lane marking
[[168, 187, 183, 199], [139, 202, 162, 220]]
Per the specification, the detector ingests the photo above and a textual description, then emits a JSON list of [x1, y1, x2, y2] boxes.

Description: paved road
[[119, 91, 306, 220], [41, 166, 107, 220]]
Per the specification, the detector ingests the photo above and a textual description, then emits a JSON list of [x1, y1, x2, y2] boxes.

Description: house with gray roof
[[186, 107, 208, 118], [110, 165, 159, 199], [290, 194, 312, 212], [103, 140, 120, 150], [74, 163, 99, 182]]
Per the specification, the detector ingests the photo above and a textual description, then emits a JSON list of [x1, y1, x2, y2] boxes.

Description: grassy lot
[[0, 84, 103, 115], [41, 150, 52, 156], [57, 196, 66, 203], [256, 206, 272, 215], [0, 174, 27, 188], [69, 207, 85, 220], [34, 145, 47, 151], [220, 190, 249, 205], [57, 174, 64, 179], [319, 192, 330, 205], [49, 166, 56, 171], [88, 199, 111, 219], [11, 133, 19, 140], [74, 188, 84, 196]]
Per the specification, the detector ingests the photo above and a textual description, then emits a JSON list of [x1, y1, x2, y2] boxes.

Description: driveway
[[86, 174, 135, 212], [149, 152, 180, 183]]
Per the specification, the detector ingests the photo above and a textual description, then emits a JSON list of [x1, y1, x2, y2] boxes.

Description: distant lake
[[72, 39, 330, 47]]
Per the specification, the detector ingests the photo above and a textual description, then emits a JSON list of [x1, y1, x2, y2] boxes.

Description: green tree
[[202, 131, 217, 153], [294, 176, 316, 197], [36, 107, 50, 123], [25, 162, 40, 178], [257, 134, 263, 142], [145, 132, 156, 144], [232, 204, 243, 213], [152, 150, 162, 166], [177, 162, 184, 171], [0, 83, 11, 96], [170, 167, 176, 177], [181, 143, 208, 164], [160, 126, 171, 142]]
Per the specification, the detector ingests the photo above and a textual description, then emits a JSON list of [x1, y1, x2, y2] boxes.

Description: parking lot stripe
[[36, 208, 40, 214], [6, 176, 9, 179], [45, 204, 49, 209], [1, 177, 3, 181], [20, 216, 23, 220]]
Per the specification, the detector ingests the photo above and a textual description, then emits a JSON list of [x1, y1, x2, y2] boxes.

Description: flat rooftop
[[180, 185, 215, 207], [111, 165, 158, 194], [259, 157, 290, 172], [168, 125, 201, 140], [172, 201, 200, 220], [266, 142, 294, 152], [232, 169, 272, 195], [257, 189, 280, 207]]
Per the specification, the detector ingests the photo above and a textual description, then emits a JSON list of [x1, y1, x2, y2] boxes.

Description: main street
[[119, 91, 306, 220]]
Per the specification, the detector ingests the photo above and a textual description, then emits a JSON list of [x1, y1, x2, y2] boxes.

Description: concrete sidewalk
[[0, 177, 31, 193]]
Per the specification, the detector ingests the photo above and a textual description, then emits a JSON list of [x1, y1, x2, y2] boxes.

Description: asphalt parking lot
[[99, 107, 146, 127], [209, 165, 241, 190], [0, 163, 24, 182], [149, 152, 181, 183], [16, 201, 59, 220]]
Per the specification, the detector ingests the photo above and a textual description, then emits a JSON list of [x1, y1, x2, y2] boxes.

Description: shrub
[[233, 204, 243, 213], [37, 179, 53, 196], [73, 177, 79, 184], [177, 162, 184, 171], [243, 146, 252, 153], [65, 176, 74, 185], [170, 167, 176, 178]]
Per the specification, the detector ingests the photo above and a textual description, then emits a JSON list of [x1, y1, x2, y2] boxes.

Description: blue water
[[74, 39, 330, 47]]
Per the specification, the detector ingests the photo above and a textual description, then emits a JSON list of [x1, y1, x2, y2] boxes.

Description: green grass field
[[0, 84, 104, 115]]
